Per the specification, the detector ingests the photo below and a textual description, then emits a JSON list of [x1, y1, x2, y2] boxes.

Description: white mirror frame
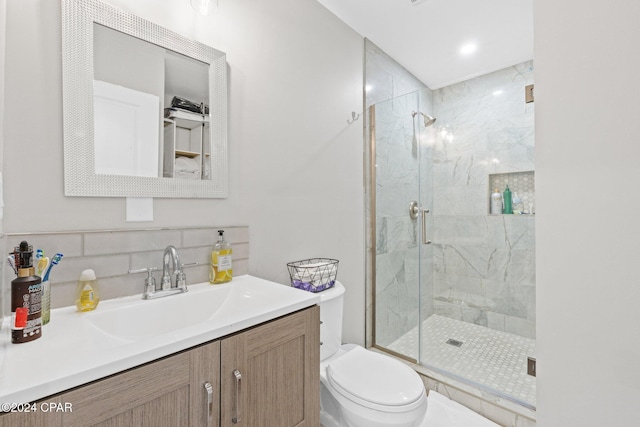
[[62, 0, 228, 198]]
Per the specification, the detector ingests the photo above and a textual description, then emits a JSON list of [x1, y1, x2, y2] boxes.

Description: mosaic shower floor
[[387, 314, 537, 408]]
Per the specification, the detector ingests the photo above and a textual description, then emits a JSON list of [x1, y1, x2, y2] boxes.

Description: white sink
[[83, 276, 318, 341], [85, 282, 232, 340]]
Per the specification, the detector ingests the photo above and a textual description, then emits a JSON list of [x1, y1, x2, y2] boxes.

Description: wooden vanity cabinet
[[0, 305, 319, 427]]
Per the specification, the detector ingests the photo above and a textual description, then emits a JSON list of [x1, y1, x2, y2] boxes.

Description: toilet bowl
[[318, 282, 428, 427]]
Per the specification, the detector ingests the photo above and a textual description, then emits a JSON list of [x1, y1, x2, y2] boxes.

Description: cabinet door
[[61, 351, 192, 427], [190, 340, 221, 427], [62, 340, 221, 427], [220, 306, 320, 427]]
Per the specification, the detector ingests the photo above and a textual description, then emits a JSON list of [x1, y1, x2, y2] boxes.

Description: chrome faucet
[[129, 245, 194, 300], [161, 245, 183, 291]]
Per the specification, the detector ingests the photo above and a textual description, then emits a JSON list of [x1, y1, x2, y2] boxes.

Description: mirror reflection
[[93, 23, 211, 180]]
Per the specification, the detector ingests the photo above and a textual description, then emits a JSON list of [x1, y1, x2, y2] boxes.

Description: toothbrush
[[7, 255, 17, 275], [43, 253, 63, 282], [36, 256, 49, 278]]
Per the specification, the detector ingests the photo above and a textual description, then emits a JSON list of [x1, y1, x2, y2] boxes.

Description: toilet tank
[[318, 281, 345, 361]]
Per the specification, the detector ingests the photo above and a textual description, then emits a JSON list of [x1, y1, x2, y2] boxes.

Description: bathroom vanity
[[0, 276, 320, 426]]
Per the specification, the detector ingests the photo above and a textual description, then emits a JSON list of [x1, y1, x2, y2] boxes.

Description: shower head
[[420, 113, 436, 127], [411, 111, 437, 127]]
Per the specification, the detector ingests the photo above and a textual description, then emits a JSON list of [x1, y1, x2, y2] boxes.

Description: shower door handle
[[421, 209, 432, 245]]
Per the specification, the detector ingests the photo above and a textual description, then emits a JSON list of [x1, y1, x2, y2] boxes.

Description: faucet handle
[[180, 262, 199, 270], [129, 267, 158, 296], [175, 262, 198, 290], [128, 267, 158, 275]]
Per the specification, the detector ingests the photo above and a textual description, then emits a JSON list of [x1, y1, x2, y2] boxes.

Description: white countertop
[[0, 275, 320, 404]]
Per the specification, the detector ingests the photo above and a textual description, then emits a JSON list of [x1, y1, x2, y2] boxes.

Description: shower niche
[[488, 171, 535, 215]]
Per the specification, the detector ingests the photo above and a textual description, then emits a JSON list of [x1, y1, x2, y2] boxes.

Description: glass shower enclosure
[[367, 62, 536, 410]]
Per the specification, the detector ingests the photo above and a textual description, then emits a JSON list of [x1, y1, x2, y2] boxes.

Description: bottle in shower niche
[[490, 188, 503, 215], [10, 241, 43, 343], [209, 230, 233, 284], [503, 185, 513, 214]]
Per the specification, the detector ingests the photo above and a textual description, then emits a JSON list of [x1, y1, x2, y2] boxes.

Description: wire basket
[[287, 258, 339, 293]]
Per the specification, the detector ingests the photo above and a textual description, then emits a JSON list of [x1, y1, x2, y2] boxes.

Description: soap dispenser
[[75, 269, 100, 312], [209, 230, 233, 284]]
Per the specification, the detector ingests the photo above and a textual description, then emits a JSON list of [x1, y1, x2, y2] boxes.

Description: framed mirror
[[62, 0, 228, 198]]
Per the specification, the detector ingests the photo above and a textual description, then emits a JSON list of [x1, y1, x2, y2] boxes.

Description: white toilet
[[319, 281, 428, 427]]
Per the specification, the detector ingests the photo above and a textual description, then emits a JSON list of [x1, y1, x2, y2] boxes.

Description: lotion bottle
[[209, 230, 233, 284], [75, 269, 100, 312], [490, 189, 503, 215]]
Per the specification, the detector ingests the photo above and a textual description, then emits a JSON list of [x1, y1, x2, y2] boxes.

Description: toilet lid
[[326, 346, 424, 407]]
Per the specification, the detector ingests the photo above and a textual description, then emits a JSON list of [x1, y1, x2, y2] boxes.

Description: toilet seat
[[327, 346, 426, 413]]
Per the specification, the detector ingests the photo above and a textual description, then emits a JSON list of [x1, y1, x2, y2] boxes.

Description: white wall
[[535, 1, 640, 425], [0, 0, 6, 230], [2, 0, 365, 344]]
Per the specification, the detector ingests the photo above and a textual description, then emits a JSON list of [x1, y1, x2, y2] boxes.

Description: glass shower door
[[370, 90, 433, 363]]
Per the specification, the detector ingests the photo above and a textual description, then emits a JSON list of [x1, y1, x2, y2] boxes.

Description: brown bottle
[[11, 241, 42, 343]]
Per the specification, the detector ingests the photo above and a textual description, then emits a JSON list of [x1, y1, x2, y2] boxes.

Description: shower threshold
[[386, 314, 537, 410]]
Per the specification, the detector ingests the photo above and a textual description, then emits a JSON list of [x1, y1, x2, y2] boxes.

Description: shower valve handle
[[409, 201, 419, 220]]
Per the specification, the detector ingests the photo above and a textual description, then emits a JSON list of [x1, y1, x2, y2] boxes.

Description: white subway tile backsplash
[[84, 229, 182, 255], [2, 226, 249, 313], [5, 233, 83, 258], [232, 242, 250, 259], [183, 226, 249, 248], [54, 254, 131, 284]]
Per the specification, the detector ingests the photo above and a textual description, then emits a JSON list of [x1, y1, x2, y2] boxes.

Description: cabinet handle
[[232, 369, 242, 424], [204, 382, 213, 419]]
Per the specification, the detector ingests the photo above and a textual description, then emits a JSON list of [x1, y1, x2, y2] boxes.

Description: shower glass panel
[[371, 90, 433, 363], [370, 60, 536, 410]]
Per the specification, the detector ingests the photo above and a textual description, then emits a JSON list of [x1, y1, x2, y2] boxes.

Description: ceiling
[[315, 0, 533, 89]]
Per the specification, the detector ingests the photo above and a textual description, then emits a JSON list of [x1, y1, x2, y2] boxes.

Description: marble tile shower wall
[[431, 61, 535, 339], [1, 226, 249, 317]]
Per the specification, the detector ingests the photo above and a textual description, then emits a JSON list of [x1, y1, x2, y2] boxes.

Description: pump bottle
[[503, 185, 513, 214], [209, 230, 233, 284]]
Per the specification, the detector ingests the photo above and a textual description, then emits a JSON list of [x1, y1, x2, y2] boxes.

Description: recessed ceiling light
[[460, 42, 477, 56]]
